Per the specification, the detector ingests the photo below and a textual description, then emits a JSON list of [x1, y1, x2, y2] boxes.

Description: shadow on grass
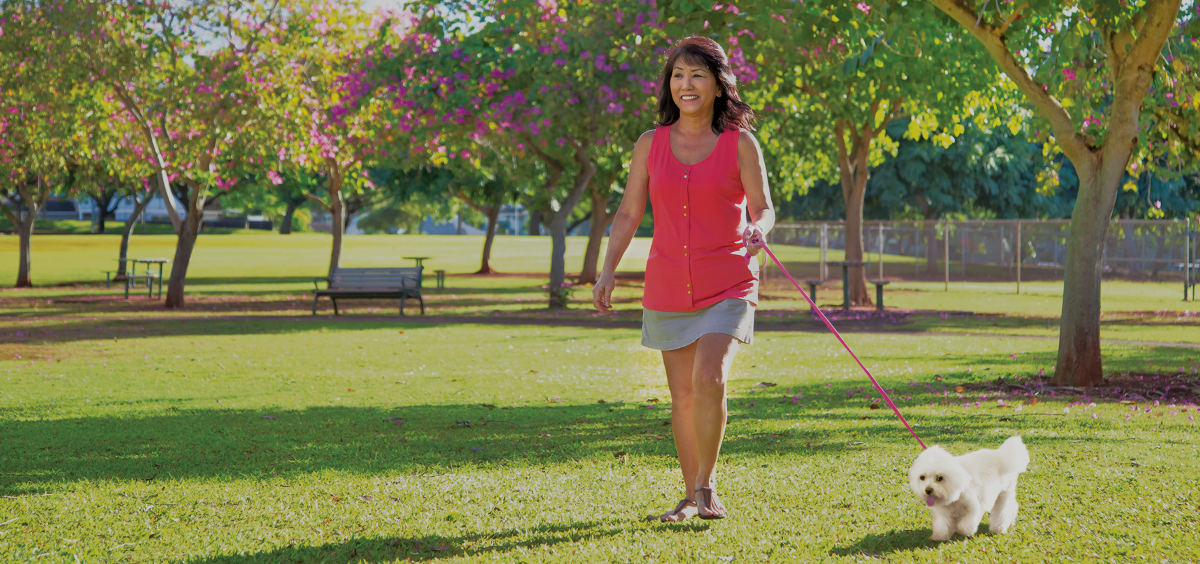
[[0, 305, 1102, 345], [187, 521, 627, 563], [0, 388, 1120, 497], [830, 528, 945, 557]]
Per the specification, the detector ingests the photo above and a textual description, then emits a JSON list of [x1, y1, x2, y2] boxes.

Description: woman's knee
[[693, 365, 727, 393]]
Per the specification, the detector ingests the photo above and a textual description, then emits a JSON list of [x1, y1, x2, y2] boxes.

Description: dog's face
[[908, 446, 970, 506]]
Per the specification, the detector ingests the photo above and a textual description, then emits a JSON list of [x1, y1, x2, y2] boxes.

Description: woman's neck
[[674, 112, 713, 136]]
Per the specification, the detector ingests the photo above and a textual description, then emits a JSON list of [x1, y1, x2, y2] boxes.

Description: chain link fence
[[767, 219, 1199, 299]]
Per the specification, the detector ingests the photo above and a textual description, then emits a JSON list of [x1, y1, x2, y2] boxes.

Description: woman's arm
[[593, 129, 654, 312], [738, 130, 775, 255]]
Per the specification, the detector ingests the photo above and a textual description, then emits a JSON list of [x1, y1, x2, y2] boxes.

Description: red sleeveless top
[[643, 125, 759, 311]]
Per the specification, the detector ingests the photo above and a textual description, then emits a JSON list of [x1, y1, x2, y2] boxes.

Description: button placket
[[683, 167, 692, 298]]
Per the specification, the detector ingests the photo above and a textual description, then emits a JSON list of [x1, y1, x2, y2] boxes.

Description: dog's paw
[[930, 533, 952, 542]]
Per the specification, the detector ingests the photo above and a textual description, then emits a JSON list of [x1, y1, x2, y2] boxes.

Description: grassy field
[[1, 233, 1198, 562]]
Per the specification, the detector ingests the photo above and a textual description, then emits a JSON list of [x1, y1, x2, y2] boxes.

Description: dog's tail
[[997, 435, 1030, 475]]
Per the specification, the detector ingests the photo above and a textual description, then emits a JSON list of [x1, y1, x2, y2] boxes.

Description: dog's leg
[[956, 498, 983, 537], [930, 510, 953, 541], [989, 484, 1019, 534]]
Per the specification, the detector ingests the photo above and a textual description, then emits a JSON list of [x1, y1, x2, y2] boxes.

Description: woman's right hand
[[593, 270, 616, 313]]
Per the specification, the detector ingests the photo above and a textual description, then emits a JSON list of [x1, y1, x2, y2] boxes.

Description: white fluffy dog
[[907, 436, 1030, 541]]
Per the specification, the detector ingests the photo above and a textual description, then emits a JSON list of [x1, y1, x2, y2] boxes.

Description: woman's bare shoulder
[[634, 128, 657, 152], [736, 129, 760, 148]]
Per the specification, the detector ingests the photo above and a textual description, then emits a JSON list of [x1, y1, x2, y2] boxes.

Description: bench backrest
[[329, 267, 422, 289]]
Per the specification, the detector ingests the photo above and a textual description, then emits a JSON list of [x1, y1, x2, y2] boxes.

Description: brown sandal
[[695, 487, 726, 520], [657, 498, 697, 522]]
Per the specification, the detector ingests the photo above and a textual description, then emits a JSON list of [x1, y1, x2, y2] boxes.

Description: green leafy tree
[[0, 2, 99, 286], [931, 0, 1200, 385], [713, 1, 1005, 304]]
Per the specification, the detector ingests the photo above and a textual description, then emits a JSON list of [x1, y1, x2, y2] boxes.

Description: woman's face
[[670, 58, 720, 118]]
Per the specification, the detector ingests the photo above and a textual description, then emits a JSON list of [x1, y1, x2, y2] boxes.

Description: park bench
[[312, 267, 425, 315]]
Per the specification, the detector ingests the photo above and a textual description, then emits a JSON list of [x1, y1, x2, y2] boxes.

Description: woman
[[592, 36, 774, 521]]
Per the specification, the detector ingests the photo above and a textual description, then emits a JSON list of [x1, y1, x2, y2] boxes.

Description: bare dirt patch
[[966, 373, 1200, 405]]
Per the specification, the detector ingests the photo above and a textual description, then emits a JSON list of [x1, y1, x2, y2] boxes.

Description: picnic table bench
[[312, 267, 425, 315], [105, 258, 168, 299]]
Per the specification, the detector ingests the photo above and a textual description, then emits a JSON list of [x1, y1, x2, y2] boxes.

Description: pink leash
[[755, 239, 926, 450]]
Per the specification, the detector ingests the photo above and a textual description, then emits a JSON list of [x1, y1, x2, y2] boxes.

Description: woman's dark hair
[[656, 36, 755, 133]]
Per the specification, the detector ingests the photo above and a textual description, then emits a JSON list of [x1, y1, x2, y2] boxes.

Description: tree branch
[[997, 2, 1027, 36], [1126, 0, 1182, 68], [931, 0, 1092, 165]]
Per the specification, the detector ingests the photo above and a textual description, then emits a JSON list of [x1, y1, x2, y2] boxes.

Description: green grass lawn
[[1, 233, 1198, 561]]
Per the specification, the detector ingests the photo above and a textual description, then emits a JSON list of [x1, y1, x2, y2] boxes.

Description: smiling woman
[[593, 35, 775, 523]]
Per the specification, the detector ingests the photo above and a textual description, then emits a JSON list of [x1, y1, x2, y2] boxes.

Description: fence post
[[1016, 220, 1022, 295], [944, 220, 950, 291], [878, 222, 884, 280], [1187, 217, 1192, 302], [961, 223, 968, 276], [820, 223, 828, 280]]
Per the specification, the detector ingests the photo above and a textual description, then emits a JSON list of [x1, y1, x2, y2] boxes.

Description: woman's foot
[[695, 487, 726, 520], [658, 498, 697, 522]]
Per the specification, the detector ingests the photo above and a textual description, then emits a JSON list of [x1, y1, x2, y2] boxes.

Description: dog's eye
[[919, 474, 925, 481], [936, 475, 943, 482]]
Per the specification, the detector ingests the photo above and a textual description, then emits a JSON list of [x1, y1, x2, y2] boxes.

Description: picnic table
[[119, 257, 168, 298], [404, 256, 445, 289], [828, 260, 891, 310]]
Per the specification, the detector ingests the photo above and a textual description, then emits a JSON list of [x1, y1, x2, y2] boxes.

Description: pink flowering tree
[[67, 107, 157, 280], [0, 3, 102, 287], [379, 0, 671, 307], [931, 0, 1200, 386], [264, 1, 394, 278], [82, 0, 297, 307]]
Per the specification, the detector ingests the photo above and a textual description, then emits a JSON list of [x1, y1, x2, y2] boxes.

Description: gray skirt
[[641, 298, 756, 351]]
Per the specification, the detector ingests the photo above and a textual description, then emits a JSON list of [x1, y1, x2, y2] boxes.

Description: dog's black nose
[[925, 487, 933, 495]]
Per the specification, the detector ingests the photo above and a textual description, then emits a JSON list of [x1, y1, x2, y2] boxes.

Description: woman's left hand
[[743, 224, 765, 256]]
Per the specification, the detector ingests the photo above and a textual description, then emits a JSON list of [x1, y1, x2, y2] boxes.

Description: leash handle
[[755, 239, 926, 450]]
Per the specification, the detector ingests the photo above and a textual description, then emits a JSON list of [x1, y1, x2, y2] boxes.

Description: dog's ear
[[938, 459, 972, 502]]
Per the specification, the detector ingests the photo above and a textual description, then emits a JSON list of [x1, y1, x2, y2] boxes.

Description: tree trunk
[[837, 125, 873, 306], [327, 169, 346, 279], [548, 214, 570, 308], [280, 200, 298, 234], [9, 182, 45, 288], [528, 209, 542, 236], [165, 186, 206, 308], [1053, 161, 1122, 387], [117, 191, 154, 280], [15, 210, 35, 288], [477, 205, 500, 274], [579, 186, 615, 284]]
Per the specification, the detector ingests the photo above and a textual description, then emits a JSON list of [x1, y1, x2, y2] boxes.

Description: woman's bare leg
[[660, 341, 699, 520], [692, 333, 740, 517]]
